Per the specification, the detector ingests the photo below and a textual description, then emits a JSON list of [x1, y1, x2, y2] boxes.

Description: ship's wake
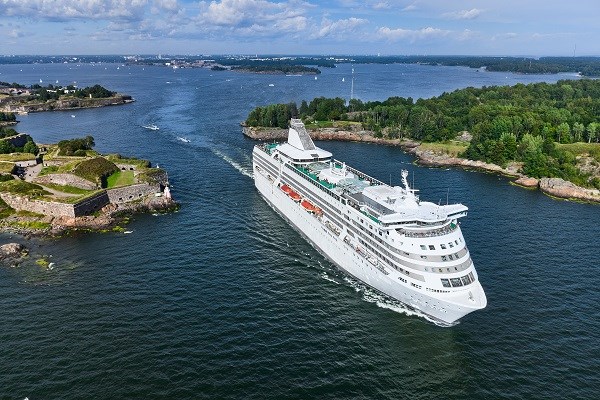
[[342, 276, 457, 327], [211, 148, 253, 178]]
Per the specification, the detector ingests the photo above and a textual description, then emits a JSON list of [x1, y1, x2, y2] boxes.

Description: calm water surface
[[0, 63, 598, 399]]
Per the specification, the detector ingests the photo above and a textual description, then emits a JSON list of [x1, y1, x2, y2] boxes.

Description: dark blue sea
[[0, 63, 598, 399]]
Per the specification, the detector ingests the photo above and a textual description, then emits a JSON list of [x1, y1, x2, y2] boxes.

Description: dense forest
[[245, 79, 600, 188]]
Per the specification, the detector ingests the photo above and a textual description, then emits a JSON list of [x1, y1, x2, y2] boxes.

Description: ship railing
[[285, 163, 342, 202], [342, 163, 386, 187], [398, 223, 458, 238]]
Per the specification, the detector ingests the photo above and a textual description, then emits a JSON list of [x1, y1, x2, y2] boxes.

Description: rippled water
[[0, 63, 598, 399]]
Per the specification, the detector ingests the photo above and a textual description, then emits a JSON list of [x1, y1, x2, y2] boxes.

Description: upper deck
[[255, 119, 468, 230]]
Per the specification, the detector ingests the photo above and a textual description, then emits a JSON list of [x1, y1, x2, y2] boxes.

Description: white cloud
[[372, 2, 390, 10], [401, 3, 417, 12], [377, 26, 450, 42], [0, 0, 148, 21], [442, 8, 482, 20], [312, 17, 368, 39], [7, 28, 24, 38], [492, 32, 518, 40], [194, 0, 314, 38]]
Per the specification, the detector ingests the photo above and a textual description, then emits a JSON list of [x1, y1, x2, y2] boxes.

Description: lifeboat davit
[[301, 199, 317, 213]]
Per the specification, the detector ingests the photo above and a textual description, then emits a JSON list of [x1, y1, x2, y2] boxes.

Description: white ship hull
[[254, 166, 486, 324]]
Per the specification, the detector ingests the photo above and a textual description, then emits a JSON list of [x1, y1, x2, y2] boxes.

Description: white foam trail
[[320, 272, 340, 285], [212, 149, 253, 178], [342, 276, 455, 327]]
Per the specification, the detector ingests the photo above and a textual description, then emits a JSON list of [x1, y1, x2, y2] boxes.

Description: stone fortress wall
[[0, 193, 77, 218], [34, 173, 97, 190], [0, 182, 162, 218]]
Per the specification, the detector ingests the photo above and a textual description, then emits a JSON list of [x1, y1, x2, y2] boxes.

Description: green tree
[[572, 122, 585, 142], [23, 140, 38, 154], [0, 140, 14, 154], [556, 122, 570, 143], [586, 122, 598, 143]]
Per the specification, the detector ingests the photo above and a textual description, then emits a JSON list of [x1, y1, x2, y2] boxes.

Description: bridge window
[[450, 278, 463, 287]]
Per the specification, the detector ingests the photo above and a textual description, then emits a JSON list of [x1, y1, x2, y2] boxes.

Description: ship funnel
[[287, 119, 316, 151]]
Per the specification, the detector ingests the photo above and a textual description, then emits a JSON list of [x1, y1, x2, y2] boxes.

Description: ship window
[[428, 245, 435, 250], [450, 278, 463, 287], [449, 242, 454, 248], [440, 244, 447, 249], [441, 279, 451, 288], [455, 240, 459, 245], [420, 256, 427, 259], [461, 276, 470, 285], [448, 254, 453, 260], [441, 255, 447, 261], [420, 245, 426, 250]]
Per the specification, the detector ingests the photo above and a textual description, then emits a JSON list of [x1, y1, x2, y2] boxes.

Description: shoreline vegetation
[[242, 125, 600, 203], [243, 78, 600, 204]]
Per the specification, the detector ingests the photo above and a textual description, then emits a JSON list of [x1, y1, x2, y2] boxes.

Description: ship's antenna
[[350, 67, 355, 101]]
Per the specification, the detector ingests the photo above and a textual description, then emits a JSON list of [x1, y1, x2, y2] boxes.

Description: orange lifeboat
[[289, 190, 301, 202], [301, 199, 317, 213], [280, 184, 293, 194]]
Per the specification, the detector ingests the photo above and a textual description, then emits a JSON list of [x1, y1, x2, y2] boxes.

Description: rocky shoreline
[[243, 125, 600, 204], [0, 95, 133, 115], [0, 195, 178, 237]]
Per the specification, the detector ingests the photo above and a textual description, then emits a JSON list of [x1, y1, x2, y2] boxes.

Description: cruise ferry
[[252, 119, 486, 324]]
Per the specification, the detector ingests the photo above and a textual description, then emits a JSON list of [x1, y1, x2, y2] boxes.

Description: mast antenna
[[350, 67, 354, 101]]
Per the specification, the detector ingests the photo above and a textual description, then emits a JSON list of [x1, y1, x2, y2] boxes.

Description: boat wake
[[212, 148, 253, 178], [342, 276, 456, 327], [320, 272, 340, 285], [176, 136, 191, 143]]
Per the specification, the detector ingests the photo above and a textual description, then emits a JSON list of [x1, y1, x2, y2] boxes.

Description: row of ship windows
[[441, 272, 475, 288], [420, 240, 461, 251], [397, 276, 451, 294], [420, 252, 460, 261]]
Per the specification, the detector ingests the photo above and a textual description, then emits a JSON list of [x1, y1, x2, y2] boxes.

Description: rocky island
[[0, 82, 133, 115], [0, 135, 177, 236]]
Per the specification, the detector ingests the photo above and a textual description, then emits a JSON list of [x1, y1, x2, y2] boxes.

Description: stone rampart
[[0, 193, 76, 217], [34, 173, 96, 190], [107, 183, 158, 204], [73, 191, 110, 216]]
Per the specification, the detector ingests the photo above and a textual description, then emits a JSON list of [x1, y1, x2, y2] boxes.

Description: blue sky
[[1, 0, 599, 56]]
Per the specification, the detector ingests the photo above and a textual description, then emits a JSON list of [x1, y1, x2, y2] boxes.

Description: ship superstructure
[[252, 119, 486, 323]]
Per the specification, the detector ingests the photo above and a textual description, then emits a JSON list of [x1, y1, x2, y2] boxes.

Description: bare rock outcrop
[[514, 177, 539, 188], [539, 178, 600, 203], [0, 243, 27, 261]]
